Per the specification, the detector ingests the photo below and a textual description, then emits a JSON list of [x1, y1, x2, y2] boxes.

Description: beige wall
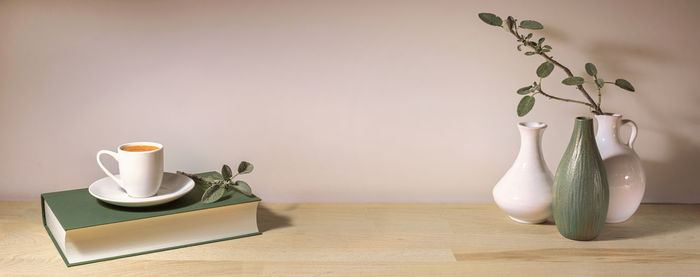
[[1, 0, 698, 202]]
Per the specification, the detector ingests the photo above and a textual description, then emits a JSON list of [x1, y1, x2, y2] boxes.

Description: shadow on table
[[257, 204, 293, 232], [596, 205, 700, 241]]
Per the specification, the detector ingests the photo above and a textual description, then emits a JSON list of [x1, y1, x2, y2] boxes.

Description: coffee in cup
[[121, 145, 160, 152]]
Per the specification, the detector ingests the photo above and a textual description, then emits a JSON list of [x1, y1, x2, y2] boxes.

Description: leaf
[[542, 49, 550, 52], [525, 52, 536, 56], [192, 171, 224, 186], [517, 96, 535, 117], [562, 76, 585, 86], [237, 161, 254, 174], [517, 45, 522, 51], [595, 78, 605, 88], [233, 180, 253, 196], [525, 33, 533, 40], [536, 62, 554, 78], [221, 164, 233, 180], [517, 85, 533, 95], [615, 79, 635, 92], [201, 183, 226, 203], [543, 45, 552, 49], [538, 37, 545, 46], [478, 13, 503, 27], [519, 20, 543, 30], [585, 63, 598, 77], [505, 16, 515, 31]]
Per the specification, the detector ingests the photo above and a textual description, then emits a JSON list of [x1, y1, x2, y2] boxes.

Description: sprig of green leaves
[[478, 12, 637, 116], [179, 161, 255, 204]]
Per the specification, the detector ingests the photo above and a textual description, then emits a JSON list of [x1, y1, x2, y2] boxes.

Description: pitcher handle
[[621, 119, 638, 148]]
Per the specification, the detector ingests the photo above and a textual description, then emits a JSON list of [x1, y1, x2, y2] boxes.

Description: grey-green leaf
[[519, 20, 543, 30], [237, 161, 254, 174], [517, 45, 522, 51], [517, 96, 535, 117], [233, 180, 253, 196], [536, 62, 554, 78], [221, 164, 233, 180], [562, 76, 585, 86], [201, 184, 226, 203], [478, 13, 503, 27], [538, 37, 545, 46], [525, 33, 533, 40], [585, 63, 598, 77], [595, 78, 605, 88], [517, 85, 533, 95], [615, 79, 635, 92], [525, 52, 536, 56], [505, 16, 515, 31]]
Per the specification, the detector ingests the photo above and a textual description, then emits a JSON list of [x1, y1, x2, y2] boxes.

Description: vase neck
[[571, 117, 596, 146], [595, 114, 622, 145], [516, 123, 546, 162]]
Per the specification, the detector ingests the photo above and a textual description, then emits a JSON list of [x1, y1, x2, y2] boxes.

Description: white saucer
[[89, 172, 195, 207]]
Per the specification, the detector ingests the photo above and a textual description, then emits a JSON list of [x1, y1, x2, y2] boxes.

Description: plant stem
[[538, 54, 601, 113], [536, 87, 595, 108], [596, 85, 602, 110], [509, 27, 603, 114]]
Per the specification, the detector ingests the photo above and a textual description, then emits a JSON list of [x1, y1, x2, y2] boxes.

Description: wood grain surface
[[1, 202, 699, 276]]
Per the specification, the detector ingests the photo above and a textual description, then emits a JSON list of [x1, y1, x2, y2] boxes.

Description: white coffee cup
[[96, 142, 164, 198]]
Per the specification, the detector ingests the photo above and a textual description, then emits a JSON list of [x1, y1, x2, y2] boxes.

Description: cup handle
[[96, 150, 124, 189], [621, 119, 638, 149]]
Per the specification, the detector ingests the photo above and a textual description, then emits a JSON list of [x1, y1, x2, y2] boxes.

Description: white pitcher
[[595, 114, 646, 223], [493, 122, 553, 224]]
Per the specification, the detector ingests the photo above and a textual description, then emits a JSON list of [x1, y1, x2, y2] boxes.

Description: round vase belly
[[595, 114, 646, 223], [493, 122, 553, 224]]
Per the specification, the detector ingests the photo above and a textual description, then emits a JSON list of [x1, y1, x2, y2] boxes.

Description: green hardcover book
[[41, 172, 261, 266]]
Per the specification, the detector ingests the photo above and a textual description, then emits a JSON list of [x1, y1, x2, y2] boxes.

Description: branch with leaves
[[177, 161, 255, 203], [478, 13, 636, 116]]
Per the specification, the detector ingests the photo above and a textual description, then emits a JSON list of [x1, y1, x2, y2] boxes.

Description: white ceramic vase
[[595, 114, 646, 223], [493, 122, 553, 224]]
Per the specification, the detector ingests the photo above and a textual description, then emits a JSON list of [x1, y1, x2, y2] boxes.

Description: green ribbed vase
[[553, 117, 609, 241]]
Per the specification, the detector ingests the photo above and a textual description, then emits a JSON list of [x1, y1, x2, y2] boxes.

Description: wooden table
[[1, 202, 699, 276]]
